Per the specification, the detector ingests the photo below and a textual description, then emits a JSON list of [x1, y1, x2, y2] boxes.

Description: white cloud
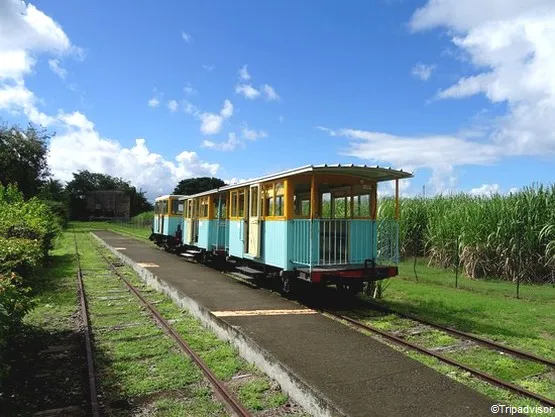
[[318, 127, 500, 193], [238, 65, 251, 81], [167, 99, 178, 112], [469, 183, 500, 196], [183, 100, 200, 116], [411, 0, 555, 157], [184, 83, 196, 95], [220, 99, 233, 118], [0, 0, 79, 126], [199, 99, 233, 135], [262, 84, 279, 100], [49, 111, 220, 199], [181, 32, 192, 43], [235, 84, 260, 99], [411, 63, 435, 81], [202, 64, 214, 72], [148, 97, 160, 108], [48, 58, 67, 79], [241, 124, 268, 141], [200, 132, 242, 152]]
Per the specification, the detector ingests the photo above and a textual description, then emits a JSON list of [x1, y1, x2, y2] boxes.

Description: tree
[[65, 171, 152, 219], [173, 177, 226, 196], [0, 123, 51, 199]]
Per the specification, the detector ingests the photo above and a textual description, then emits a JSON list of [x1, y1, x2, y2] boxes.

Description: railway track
[[359, 299, 555, 368], [205, 261, 555, 408], [323, 309, 555, 408], [89, 243, 253, 417], [74, 233, 101, 417]]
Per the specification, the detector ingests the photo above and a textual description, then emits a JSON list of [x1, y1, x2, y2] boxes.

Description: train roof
[[155, 194, 187, 202], [178, 164, 413, 199]]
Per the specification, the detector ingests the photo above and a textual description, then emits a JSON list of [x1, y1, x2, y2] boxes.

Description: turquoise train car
[[155, 164, 412, 294], [150, 195, 186, 248]]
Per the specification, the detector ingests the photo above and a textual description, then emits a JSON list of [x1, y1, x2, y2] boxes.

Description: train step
[[236, 266, 264, 275], [229, 272, 257, 281], [186, 250, 203, 255], [180, 253, 196, 258]]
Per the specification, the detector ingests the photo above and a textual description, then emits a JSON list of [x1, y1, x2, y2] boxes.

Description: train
[[150, 164, 412, 294]]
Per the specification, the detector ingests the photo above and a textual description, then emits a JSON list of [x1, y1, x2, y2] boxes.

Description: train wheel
[[348, 283, 364, 295], [281, 273, 294, 295]]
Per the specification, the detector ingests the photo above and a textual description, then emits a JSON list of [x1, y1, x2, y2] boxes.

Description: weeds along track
[[321, 305, 555, 409], [74, 232, 306, 417], [186, 256, 555, 410], [74, 233, 101, 417]]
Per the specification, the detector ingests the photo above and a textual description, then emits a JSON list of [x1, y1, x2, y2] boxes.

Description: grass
[[80, 221, 555, 413], [78, 230, 303, 416], [75, 231, 228, 415], [367, 259, 555, 361], [2, 232, 86, 414]]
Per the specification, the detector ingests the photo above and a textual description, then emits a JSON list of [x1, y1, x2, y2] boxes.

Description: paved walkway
[[94, 231, 498, 417]]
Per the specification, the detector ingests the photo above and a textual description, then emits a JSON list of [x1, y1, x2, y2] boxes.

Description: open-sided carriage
[[155, 164, 412, 294]]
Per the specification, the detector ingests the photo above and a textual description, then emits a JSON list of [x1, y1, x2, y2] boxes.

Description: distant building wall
[[86, 190, 130, 219]]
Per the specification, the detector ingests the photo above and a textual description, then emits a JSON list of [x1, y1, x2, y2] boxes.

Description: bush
[[0, 184, 59, 379]]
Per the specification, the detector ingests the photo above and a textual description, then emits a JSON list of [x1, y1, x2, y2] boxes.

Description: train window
[[154, 202, 160, 214], [334, 196, 347, 218], [250, 186, 259, 217], [171, 199, 182, 215], [159, 200, 168, 215], [321, 193, 331, 218], [238, 190, 245, 217], [187, 200, 192, 218], [200, 197, 209, 218], [230, 191, 237, 217], [354, 194, 371, 217], [214, 198, 226, 219], [275, 195, 283, 216], [294, 187, 311, 217]]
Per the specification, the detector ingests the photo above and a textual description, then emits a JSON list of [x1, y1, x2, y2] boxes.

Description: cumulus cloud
[[0, 0, 78, 125], [238, 65, 251, 81], [183, 83, 196, 95], [199, 99, 234, 135], [235, 84, 260, 99], [167, 99, 178, 112], [181, 31, 192, 43], [412, 0, 555, 156], [262, 84, 279, 100], [147, 97, 160, 108], [318, 0, 555, 193], [318, 127, 499, 193], [201, 132, 242, 152], [48, 58, 67, 79], [234, 66, 279, 101], [241, 124, 268, 141], [49, 111, 220, 199], [411, 63, 435, 81], [469, 183, 501, 196]]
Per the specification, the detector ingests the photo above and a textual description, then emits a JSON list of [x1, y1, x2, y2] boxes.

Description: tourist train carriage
[[150, 195, 186, 247], [157, 164, 412, 293]]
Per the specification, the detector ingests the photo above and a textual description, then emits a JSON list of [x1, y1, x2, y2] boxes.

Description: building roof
[[177, 164, 413, 200], [155, 194, 187, 202]]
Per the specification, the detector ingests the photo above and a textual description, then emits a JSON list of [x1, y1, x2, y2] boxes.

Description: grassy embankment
[[75, 229, 304, 415]]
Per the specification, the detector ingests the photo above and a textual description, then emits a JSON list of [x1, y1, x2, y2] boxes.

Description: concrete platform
[[93, 231, 498, 417]]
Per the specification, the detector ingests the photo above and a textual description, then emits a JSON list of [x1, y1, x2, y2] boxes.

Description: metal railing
[[377, 219, 399, 265], [319, 219, 349, 265], [291, 219, 399, 268]]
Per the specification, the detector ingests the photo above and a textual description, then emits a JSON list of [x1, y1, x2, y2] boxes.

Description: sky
[[0, 0, 554, 200]]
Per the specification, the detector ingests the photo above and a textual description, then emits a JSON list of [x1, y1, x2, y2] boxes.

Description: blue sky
[[1, 0, 554, 199]]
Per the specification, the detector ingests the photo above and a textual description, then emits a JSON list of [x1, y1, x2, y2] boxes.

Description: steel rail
[[74, 234, 101, 417], [96, 248, 252, 417], [363, 300, 555, 368], [324, 309, 555, 408]]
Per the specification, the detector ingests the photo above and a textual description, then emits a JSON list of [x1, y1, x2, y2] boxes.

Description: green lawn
[[372, 258, 555, 361]]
